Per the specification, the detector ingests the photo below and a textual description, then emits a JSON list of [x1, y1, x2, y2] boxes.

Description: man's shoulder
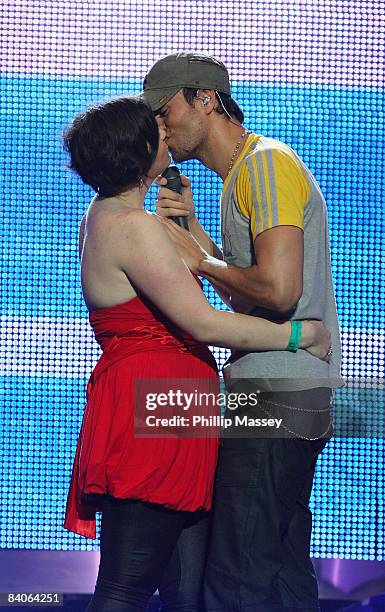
[[243, 135, 311, 186], [247, 134, 298, 160]]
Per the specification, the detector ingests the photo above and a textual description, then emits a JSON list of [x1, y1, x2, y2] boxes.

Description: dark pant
[[86, 497, 210, 612], [204, 387, 332, 612]]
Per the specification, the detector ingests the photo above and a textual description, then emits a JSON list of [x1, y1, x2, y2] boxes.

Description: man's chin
[[168, 147, 191, 163]]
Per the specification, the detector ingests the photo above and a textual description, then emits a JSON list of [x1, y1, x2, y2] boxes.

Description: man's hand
[[160, 218, 209, 274], [156, 174, 196, 222]]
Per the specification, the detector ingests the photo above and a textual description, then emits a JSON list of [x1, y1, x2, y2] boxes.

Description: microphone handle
[[161, 166, 189, 231], [171, 213, 189, 231]]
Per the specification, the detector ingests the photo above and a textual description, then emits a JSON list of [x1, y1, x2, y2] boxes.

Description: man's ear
[[195, 89, 216, 111]]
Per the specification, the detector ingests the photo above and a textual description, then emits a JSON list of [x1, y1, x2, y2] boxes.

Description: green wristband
[[286, 320, 302, 352]]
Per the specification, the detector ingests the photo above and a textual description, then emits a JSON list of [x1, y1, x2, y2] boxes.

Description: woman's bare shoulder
[[108, 209, 165, 240], [85, 205, 162, 239]]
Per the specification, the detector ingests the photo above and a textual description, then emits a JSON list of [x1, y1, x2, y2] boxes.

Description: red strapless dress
[[64, 292, 219, 539]]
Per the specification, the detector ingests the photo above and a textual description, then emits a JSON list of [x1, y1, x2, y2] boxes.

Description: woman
[[63, 96, 330, 612]]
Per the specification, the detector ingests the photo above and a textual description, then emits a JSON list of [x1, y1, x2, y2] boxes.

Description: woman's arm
[[113, 211, 329, 359]]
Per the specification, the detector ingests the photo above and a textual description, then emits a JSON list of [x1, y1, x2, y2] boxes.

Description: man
[[143, 52, 343, 611]]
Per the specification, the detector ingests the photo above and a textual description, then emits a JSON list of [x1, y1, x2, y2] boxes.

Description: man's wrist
[[197, 256, 208, 276], [197, 254, 225, 278]]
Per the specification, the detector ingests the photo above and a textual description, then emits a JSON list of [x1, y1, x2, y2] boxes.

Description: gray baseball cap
[[142, 52, 231, 112]]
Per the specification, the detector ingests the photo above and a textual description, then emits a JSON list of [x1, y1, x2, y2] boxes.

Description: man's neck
[[197, 121, 250, 181]]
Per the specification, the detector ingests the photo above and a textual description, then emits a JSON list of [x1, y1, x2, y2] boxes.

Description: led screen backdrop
[[0, 0, 384, 558]]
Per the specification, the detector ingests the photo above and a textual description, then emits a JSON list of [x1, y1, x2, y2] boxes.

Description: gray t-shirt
[[221, 134, 344, 392]]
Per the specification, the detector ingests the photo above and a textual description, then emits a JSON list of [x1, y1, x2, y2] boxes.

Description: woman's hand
[[300, 321, 332, 362], [156, 174, 196, 223]]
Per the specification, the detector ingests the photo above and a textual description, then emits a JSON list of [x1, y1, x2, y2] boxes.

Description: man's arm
[[189, 216, 223, 260], [195, 145, 307, 313], [198, 225, 304, 314], [163, 221, 304, 314], [157, 151, 306, 313], [187, 217, 236, 306]]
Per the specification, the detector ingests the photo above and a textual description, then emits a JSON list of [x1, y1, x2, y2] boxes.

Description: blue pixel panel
[[0, 1, 384, 558]]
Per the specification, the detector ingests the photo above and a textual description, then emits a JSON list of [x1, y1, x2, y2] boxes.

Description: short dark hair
[[182, 87, 244, 124], [63, 96, 159, 198]]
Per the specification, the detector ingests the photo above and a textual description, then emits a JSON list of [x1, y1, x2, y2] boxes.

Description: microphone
[[161, 166, 189, 230]]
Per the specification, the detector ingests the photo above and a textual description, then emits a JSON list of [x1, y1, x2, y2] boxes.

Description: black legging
[[86, 497, 210, 611]]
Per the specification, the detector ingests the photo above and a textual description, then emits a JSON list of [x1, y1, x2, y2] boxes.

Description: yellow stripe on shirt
[[233, 138, 310, 240]]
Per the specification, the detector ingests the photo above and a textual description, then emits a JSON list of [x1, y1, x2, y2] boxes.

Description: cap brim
[[142, 86, 182, 112]]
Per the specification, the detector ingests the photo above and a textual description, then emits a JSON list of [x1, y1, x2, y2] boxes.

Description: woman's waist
[[96, 323, 205, 353], [88, 330, 216, 394]]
